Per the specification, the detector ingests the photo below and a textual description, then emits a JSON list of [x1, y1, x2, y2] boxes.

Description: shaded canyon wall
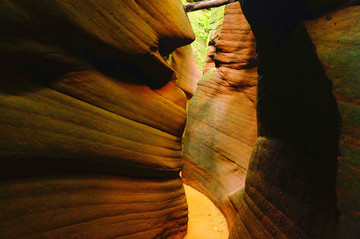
[[306, 7, 360, 238]]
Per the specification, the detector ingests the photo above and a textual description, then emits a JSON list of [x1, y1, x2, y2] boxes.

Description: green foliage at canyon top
[[183, 0, 211, 70]]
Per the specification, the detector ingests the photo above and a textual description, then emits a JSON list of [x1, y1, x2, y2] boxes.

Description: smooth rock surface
[[183, 1, 257, 228], [0, 0, 195, 238], [172, 45, 203, 97]]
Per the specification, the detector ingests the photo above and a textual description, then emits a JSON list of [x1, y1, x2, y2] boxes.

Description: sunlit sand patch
[[183, 185, 229, 239]]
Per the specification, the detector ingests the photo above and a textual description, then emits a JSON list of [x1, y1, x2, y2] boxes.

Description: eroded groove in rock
[[0, 0, 196, 238], [183, 2, 257, 226]]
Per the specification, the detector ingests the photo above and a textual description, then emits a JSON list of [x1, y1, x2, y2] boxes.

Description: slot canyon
[[0, 0, 359, 238]]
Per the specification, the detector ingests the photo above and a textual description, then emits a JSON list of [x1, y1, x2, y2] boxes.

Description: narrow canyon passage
[[0, 1, 359, 239], [183, 1, 360, 238]]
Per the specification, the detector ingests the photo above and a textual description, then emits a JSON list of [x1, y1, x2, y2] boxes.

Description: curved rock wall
[[231, 1, 359, 238], [183, 2, 257, 227], [184, 1, 359, 239], [2, 1, 359, 238], [0, 0, 195, 238]]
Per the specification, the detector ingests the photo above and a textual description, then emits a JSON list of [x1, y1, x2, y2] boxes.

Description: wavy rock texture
[[0, 0, 195, 238], [230, 1, 359, 238], [0, 176, 187, 239], [183, 2, 257, 227]]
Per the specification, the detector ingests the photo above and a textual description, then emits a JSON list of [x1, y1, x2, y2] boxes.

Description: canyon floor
[[183, 185, 229, 239]]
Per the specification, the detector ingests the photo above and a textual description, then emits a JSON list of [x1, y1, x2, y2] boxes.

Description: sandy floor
[[183, 185, 229, 239]]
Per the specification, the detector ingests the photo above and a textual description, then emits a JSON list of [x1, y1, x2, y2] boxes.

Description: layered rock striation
[[182, 2, 257, 227], [1, 0, 359, 238], [0, 0, 196, 238], [184, 1, 359, 238]]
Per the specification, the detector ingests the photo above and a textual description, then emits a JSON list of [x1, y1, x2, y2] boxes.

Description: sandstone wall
[[183, 2, 257, 227], [0, 0, 195, 238], [231, 1, 360, 238], [184, 1, 359, 239], [2, 1, 359, 238], [306, 7, 360, 238], [172, 45, 203, 97]]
